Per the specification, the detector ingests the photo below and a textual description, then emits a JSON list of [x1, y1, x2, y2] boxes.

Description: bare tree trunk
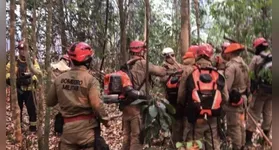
[[58, 0, 68, 53], [173, 0, 179, 56], [144, 0, 150, 98], [10, 0, 23, 146], [194, 0, 200, 44], [118, 0, 128, 64], [31, 0, 37, 57], [20, 0, 44, 149], [44, 0, 53, 149], [180, 0, 190, 57], [99, 0, 109, 73]]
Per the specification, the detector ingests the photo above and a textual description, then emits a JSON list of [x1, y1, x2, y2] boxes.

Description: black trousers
[[17, 90, 37, 126]]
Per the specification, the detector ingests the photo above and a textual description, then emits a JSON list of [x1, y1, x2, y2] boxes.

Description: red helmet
[[183, 51, 195, 59], [129, 41, 146, 53], [67, 42, 93, 62], [17, 41, 25, 49], [197, 44, 213, 58], [221, 42, 230, 50], [224, 43, 245, 54], [188, 45, 199, 56], [253, 37, 268, 48]]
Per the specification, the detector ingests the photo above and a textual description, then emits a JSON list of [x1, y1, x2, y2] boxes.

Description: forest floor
[[6, 88, 124, 150], [6, 87, 272, 150]]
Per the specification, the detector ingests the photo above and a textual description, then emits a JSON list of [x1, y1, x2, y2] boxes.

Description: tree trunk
[[58, 0, 68, 53], [10, 0, 23, 146], [31, 0, 37, 57], [20, 0, 44, 149], [144, 0, 150, 98], [194, 0, 200, 44], [99, 0, 109, 73], [180, 0, 190, 57], [173, 0, 179, 56], [118, 0, 128, 64], [44, 0, 53, 149]]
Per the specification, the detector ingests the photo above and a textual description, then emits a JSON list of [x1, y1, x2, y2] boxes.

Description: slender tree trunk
[[194, 0, 200, 44], [58, 0, 68, 53], [118, 0, 128, 64], [173, 0, 179, 56], [10, 0, 23, 146], [180, 0, 190, 57], [20, 0, 44, 149], [31, 0, 37, 57], [144, 0, 150, 98], [99, 0, 109, 73], [43, 0, 53, 149]]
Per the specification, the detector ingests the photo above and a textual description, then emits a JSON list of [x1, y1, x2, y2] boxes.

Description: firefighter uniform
[[178, 58, 229, 150], [122, 55, 167, 150], [223, 55, 250, 150], [47, 42, 109, 150], [46, 66, 109, 149], [6, 56, 40, 132], [160, 60, 184, 145], [246, 51, 272, 143]]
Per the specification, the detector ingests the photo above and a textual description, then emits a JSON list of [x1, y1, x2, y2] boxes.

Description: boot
[[29, 125, 37, 133], [245, 130, 253, 146], [263, 130, 270, 138]]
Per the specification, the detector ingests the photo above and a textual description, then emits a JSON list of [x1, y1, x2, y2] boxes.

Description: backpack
[[255, 53, 272, 93], [165, 70, 182, 105], [185, 65, 225, 123], [103, 58, 142, 100], [103, 70, 132, 100]]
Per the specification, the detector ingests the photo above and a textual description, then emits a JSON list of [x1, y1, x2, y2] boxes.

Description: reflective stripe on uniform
[[30, 121, 37, 126]]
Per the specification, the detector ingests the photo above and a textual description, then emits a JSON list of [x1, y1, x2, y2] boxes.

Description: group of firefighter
[[6, 37, 272, 150]]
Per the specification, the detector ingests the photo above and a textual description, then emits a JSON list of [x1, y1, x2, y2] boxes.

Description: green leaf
[[148, 105, 158, 118], [161, 100, 176, 115], [176, 142, 184, 148], [186, 140, 203, 149]]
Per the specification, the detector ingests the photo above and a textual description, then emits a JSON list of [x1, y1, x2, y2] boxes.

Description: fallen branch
[[246, 111, 272, 146], [244, 101, 272, 146]]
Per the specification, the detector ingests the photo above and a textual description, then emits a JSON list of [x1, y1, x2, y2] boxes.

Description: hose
[[204, 114, 215, 150]]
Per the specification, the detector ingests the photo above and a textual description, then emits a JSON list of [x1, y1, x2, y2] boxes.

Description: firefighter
[[180, 45, 199, 142], [182, 45, 199, 66], [121, 40, 167, 150], [177, 43, 229, 150], [50, 54, 71, 136], [51, 54, 71, 80], [222, 43, 250, 150], [214, 42, 230, 74], [245, 37, 272, 147], [46, 42, 110, 149], [6, 40, 41, 132], [160, 47, 183, 145]]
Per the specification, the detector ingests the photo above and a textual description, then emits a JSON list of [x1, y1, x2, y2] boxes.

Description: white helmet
[[162, 47, 174, 55]]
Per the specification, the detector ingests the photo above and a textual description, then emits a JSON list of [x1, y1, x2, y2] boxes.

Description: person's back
[[121, 41, 166, 150], [47, 42, 110, 150], [246, 38, 272, 148], [222, 43, 250, 150], [178, 44, 228, 150], [54, 67, 97, 118]]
